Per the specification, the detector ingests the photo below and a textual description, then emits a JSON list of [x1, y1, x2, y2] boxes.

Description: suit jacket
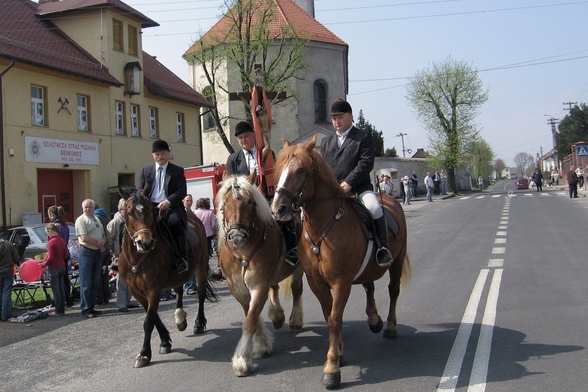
[[137, 162, 187, 224], [320, 126, 375, 194], [226, 150, 250, 176]]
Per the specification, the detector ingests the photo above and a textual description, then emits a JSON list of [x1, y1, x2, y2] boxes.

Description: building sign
[[25, 136, 99, 165]]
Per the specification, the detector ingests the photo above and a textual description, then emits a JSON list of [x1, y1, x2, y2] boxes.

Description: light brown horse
[[118, 188, 217, 368], [217, 172, 304, 377], [270, 136, 411, 389]]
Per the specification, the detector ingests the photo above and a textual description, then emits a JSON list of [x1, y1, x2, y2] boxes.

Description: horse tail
[[205, 278, 220, 302], [279, 275, 293, 299], [400, 253, 412, 288]]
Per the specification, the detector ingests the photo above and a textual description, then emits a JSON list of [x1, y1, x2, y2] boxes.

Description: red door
[[37, 170, 74, 223]]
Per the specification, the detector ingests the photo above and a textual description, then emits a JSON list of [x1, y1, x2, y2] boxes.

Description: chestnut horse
[[271, 136, 411, 389], [217, 172, 304, 377], [118, 188, 217, 368]]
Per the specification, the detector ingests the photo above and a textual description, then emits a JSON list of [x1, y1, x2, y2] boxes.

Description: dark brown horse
[[270, 136, 411, 389], [118, 188, 217, 368], [217, 172, 304, 376]]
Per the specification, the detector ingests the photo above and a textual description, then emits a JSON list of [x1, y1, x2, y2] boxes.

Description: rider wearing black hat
[[320, 99, 393, 266], [226, 121, 299, 266], [137, 139, 189, 274]]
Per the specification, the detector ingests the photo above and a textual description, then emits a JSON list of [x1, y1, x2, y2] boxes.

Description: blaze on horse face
[[221, 177, 258, 248], [125, 192, 156, 253]]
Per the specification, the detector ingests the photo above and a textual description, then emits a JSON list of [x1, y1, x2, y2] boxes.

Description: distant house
[[0, 0, 211, 226]]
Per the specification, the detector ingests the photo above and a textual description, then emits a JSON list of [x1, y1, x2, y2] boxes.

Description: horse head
[[217, 171, 273, 249], [120, 187, 156, 253]]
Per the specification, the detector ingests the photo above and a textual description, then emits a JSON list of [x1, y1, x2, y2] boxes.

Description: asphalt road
[[2, 181, 588, 391]]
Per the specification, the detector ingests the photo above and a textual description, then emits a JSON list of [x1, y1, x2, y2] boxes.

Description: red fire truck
[[184, 163, 226, 210]]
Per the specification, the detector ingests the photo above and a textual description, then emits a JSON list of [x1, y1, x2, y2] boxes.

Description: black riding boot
[[175, 235, 189, 274], [282, 220, 298, 266], [374, 216, 393, 266]]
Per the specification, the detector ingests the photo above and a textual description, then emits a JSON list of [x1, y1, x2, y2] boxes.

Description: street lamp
[[396, 132, 411, 157]]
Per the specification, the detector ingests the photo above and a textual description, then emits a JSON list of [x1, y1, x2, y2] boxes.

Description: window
[[128, 25, 138, 56], [31, 85, 46, 126], [77, 95, 89, 131], [176, 112, 184, 142], [149, 107, 158, 139], [202, 109, 215, 132], [115, 101, 125, 135], [130, 104, 140, 137], [113, 19, 123, 51], [313, 81, 327, 123]]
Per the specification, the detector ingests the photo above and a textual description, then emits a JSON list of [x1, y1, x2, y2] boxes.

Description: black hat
[[234, 121, 254, 136], [152, 139, 170, 152], [331, 99, 352, 115]]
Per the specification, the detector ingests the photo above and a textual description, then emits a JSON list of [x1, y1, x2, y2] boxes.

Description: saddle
[[347, 198, 400, 239], [156, 217, 198, 254]]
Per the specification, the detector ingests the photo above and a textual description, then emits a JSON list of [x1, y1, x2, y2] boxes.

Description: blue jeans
[[48, 267, 66, 314], [184, 275, 196, 293], [78, 247, 102, 314], [0, 276, 13, 321]]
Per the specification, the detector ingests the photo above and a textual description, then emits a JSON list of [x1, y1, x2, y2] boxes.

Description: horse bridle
[[123, 198, 155, 249], [274, 167, 310, 214]]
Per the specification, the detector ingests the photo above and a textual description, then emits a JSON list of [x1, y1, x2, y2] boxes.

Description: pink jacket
[[195, 208, 217, 237]]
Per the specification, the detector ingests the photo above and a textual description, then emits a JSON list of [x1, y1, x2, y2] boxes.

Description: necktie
[[157, 166, 164, 193], [247, 150, 255, 174]]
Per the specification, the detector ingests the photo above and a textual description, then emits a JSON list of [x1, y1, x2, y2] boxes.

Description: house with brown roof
[[0, 0, 211, 227], [183, 0, 348, 165]]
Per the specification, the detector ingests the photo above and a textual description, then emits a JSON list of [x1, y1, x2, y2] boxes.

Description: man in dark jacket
[[137, 139, 189, 273], [320, 99, 392, 266], [567, 165, 578, 198], [0, 239, 19, 321], [226, 121, 298, 265]]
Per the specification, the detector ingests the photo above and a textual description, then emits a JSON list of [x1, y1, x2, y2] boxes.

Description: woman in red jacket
[[39, 223, 69, 316]]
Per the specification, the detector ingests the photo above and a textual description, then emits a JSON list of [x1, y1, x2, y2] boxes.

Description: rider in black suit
[[137, 139, 188, 274], [320, 99, 392, 266], [226, 121, 298, 265]]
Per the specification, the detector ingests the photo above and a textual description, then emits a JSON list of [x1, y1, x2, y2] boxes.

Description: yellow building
[[0, 0, 211, 227]]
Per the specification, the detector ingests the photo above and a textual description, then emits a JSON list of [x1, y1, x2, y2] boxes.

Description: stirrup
[[376, 247, 393, 266], [175, 258, 189, 274], [284, 247, 298, 266]]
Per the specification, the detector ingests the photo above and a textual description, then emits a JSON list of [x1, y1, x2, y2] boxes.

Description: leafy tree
[[184, 0, 309, 153], [356, 110, 385, 157], [384, 147, 398, 157], [406, 57, 488, 194], [468, 138, 494, 180], [556, 103, 588, 157]]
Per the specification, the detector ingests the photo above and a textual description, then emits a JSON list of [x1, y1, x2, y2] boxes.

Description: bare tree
[[184, 0, 309, 153]]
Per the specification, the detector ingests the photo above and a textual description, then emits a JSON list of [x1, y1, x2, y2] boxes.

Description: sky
[[121, 0, 588, 167]]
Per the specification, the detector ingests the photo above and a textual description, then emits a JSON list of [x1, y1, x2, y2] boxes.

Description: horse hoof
[[133, 355, 150, 368], [177, 320, 188, 332], [194, 324, 206, 335], [272, 316, 285, 330], [383, 329, 398, 340], [369, 318, 383, 333], [159, 344, 172, 354], [321, 372, 341, 389]]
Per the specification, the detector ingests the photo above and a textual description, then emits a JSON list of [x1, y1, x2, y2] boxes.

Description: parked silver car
[[0, 223, 78, 260]]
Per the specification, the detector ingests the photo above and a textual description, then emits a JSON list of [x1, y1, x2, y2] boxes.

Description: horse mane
[[275, 141, 345, 198], [216, 175, 275, 245]]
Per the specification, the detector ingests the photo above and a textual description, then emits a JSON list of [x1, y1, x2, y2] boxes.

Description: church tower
[[293, 0, 315, 17]]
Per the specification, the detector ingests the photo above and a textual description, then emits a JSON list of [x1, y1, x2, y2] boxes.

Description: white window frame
[[176, 112, 184, 142], [149, 107, 158, 139], [31, 85, 45, 126], [77, 94, 89, 131], [130, 104, 139, 137], [115, 101, 125, 135]]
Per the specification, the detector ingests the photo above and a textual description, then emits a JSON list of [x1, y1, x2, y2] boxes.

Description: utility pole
[[546, 117, 558, 151], [396, 132, 408, 157], [563, 101, 577, 111]]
